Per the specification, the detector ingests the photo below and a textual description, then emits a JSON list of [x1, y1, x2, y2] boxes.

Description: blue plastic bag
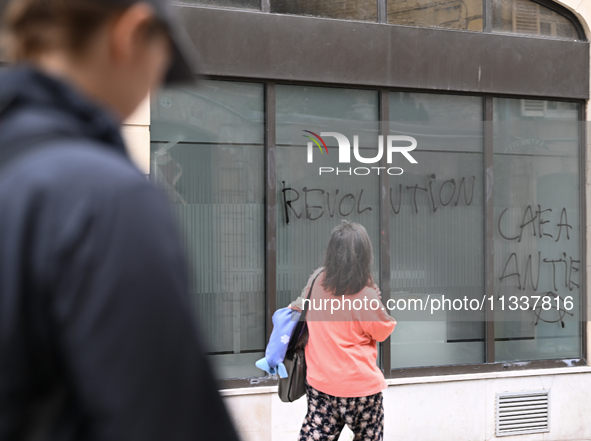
[[255, 308, 301, 378]]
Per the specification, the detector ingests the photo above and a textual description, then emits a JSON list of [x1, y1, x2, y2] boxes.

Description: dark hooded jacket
[[0, 67, 239, 441]]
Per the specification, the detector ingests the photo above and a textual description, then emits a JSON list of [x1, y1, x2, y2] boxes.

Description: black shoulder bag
[[278, 272, 320, 403]]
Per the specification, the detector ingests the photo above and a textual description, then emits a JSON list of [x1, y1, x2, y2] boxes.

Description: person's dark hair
[[321, 221, 374, 296], [2, 0, 167, 62]]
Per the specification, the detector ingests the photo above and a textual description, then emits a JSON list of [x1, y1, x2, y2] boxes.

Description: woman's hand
[[291, 267, 323, 312], [289, 297, 304, 312], [371, 283, 382, 300]]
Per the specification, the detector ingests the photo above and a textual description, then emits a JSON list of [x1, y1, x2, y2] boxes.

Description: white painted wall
[[122, 95, 150, 175], [222, 368, 591, 441]]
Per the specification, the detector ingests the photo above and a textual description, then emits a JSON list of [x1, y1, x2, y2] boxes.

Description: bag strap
[[288, 271, 321, 348]]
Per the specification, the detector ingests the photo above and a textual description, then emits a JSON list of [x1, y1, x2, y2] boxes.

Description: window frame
[[167, 4, 589, 389], [175, 0, 586, 39]]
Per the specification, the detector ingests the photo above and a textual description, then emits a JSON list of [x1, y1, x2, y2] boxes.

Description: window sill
[[385, 365, 591, 387], [219, 365, 591, 397]]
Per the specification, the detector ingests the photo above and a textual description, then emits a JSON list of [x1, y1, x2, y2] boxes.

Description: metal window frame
[[172, 6, 589, 389], [214, 78, 587, 390], [265, 83, 277, 345], [579, 101, 587, 363], [252, 0, 586, 38], [531, 0, 586, 40], [485, 97, 495, 365], [378, 89, 391, 374], [483, 0, 586, 39]]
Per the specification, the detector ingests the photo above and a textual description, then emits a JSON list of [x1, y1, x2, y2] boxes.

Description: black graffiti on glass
[[497, 206, 572, 243], [497, 204, 580, 325], [499, 252, 580, 292], [532, 291, 575, 328], [389, 175, 476, 215], [282, 175, 476, 223], [281, 181, 301, 225], [281, 184, 372, 223]]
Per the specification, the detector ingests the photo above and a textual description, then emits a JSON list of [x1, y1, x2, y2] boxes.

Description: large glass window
[[150, 81, 583, 381], [275, 85, 381, 310], [271, 0, 378, 21], [176, 0, 260, 10], [493, 98, 581, 362], [389, 93, 485, 368], [179, 0, 581, 41], [151, 80, 265, 379], [492, 0, 578, 39], [388, 0, 483, 31]]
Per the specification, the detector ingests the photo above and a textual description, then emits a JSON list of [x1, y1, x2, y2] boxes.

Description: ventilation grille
[[496, 391, 550, 437], [521, 99, 547, 117]]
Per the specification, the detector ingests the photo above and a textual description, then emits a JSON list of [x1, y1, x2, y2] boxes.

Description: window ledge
[[220, 366, 591, 396], [220, 386, 278, 397], [386, 365, 591, 386]]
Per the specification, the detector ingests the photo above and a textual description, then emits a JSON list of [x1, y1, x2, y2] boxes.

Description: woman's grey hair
[[321, 221, 374, 296]]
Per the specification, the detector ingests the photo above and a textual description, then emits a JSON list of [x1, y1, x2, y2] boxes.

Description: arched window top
[[386, 0, 583, 40], [181, 0, 585, 41], [492, 0, 582, 40], [271, 0, 378, 21], [387, 0, 484, 31]]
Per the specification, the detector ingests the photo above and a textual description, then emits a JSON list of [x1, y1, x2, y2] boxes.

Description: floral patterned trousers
[[298, 383, 384, 441]]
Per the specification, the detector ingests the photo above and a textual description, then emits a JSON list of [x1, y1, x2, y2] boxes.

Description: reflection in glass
[[493, 98, 581, 362], [151, 81, 265, 379], [174, 0, 260, 10], [492, 0, 578, 39], [276, 85, 380, 312], [389, 93, 485, 368], [388, 0, 483, 31], [271, 0, 377, 22]]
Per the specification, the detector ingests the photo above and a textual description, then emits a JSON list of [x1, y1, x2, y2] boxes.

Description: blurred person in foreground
[[0, 1, 239, 440]]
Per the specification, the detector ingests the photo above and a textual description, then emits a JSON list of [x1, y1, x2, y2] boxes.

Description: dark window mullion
[[265, 82, 277, 343], [379, 89, 392, 377], [484, 0, 492, 33], [484, 96, 495, 363], [579, 103, 587, 362], [378, 0, 387, 24]]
